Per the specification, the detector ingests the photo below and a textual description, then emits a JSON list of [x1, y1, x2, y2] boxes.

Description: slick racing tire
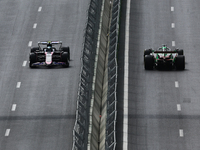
[[29, 53, 36, 68], [177, 49, 184, 55], [62, 52, 69, 67], [144, 55, 154, 70], [30, 47, 39, 53], [62, 47, 70, 60], [144, 49, 152, 57], [176, 55, 185, 70]]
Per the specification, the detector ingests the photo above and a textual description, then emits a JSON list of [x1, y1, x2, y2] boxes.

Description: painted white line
[[38, 7, 42, 12], [171, 23, 175, 28], [16, 82, 21, 88], [33, 23, 37, 29], [172, 41, 175, 47], [5, 129, 10, 136], [22, 60, 27, 67], [177, 104, 181, 111], [179, 129, 184, 137], [123, 0, 130, 149], [28, 41, 32, 47], [175, 81, 179, 88], [171, 6, 174, 12], [11, 104, 17, 111]]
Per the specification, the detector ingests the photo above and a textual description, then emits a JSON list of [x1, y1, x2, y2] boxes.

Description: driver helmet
[[46, 46, 52, 52], [47, 46, 51, 49], [47, 41, 52, 47], [162, 44, 167, 51]]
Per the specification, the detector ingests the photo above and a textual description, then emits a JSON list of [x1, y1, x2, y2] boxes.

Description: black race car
[[144, 44, 185, 70], [29, 41, 70, 68]]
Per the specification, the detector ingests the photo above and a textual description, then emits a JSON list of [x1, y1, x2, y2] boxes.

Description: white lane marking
[[171, 23, 175, 28], [22, 60, 27, 67], [28, 41, 32, 47], [38, 7, 42, 12], [5, 129, 10, 136], [179, 129, 184, 137], [175, 81, 179, 88], [16, 82, 21, 88], [33, 23, 37, 29], [171, 6, 174, 12], [177, 104, 181, 111], [172, 41, 175, 47], [11, 104, 17, 111], [123, 0, 130, 149]]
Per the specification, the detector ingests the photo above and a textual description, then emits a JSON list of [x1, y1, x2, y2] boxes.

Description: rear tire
[[176, 55, 185, 70], [144, 55, 154, 70], [62, 52, 69, 67], [62, 47, 70, 60], [31, 47, 39, 53], [29, 53, 36, 68]]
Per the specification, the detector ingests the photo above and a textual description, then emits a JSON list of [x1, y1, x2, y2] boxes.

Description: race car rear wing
[[153, 51, 178, 53], [38, 41, 62, 45], [37, 41, 62, 50]]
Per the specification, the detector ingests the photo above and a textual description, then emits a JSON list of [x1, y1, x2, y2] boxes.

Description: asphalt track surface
[[117, 0, 200, 150], [0, 0, 89, 149]]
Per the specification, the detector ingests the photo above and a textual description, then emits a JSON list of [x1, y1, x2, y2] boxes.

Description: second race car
[[29, 41, 70, 68], [144, 44, 185, 70]]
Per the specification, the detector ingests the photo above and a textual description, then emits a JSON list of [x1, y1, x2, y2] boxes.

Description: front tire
[[29, 53, 36, 68], [62, 47, 70, 60], [144, 55, 154, 70], [62, 52, 69, 67], [30, 47, 39, 53]]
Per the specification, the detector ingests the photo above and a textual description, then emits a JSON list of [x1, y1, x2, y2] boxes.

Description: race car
[[144, 44, 185, 70], [29, 41, 70, 68]]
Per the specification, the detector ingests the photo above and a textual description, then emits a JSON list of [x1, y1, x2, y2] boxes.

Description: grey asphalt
[[0, 0, 89, 149], [117, 0, 200, 150]]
